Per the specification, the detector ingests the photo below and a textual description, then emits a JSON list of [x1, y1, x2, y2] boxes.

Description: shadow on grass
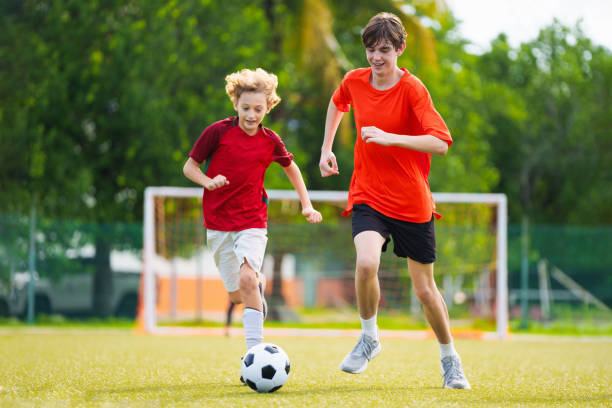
[[91, 382, 427, 400], [266, 384, 434, 396]]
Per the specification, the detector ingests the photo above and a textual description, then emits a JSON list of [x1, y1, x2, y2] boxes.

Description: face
[[365, 39, 405, 77], [234, 91, 269, 135]]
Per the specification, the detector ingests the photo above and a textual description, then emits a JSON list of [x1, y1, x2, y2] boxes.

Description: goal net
[[141, 187, 508, 339]]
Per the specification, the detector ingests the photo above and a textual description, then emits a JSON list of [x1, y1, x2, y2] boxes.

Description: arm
[[183, 157, 229, 190], [319, 97, 344, 177], [360, 127, 449, 156], [282, 161, 322, 223]]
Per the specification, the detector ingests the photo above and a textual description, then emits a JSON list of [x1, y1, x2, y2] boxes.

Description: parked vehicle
[[5, 250, 141, 319]]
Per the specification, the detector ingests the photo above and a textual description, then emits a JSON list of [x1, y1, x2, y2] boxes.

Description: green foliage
[[0, 215, 29, 284], [0, 1, 275, 313], [0, 0, 274, 222], [2, 1, 611, 222], [1, 2, 611, 312], [476, 22, 612, 224], [5, 2, 608, 225]]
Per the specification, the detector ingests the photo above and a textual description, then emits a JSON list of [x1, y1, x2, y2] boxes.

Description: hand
[[319, 150, 339, 177], [302, 207, 322, 224], [205, 174, 229, 191], [361, 126, 394, 146]]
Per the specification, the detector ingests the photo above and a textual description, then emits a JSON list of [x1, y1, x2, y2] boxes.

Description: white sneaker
[[441, 355, 471, 389], [339, 334, 381, 374]]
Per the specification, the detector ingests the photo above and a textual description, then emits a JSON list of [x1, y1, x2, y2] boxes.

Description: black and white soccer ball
[[241, 342, 290, 393]]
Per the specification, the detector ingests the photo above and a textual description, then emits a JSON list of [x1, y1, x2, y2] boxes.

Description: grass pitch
[[1, 328, 611, 407]]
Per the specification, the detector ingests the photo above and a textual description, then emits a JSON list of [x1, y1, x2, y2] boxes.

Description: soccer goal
[[141, 187, 508, 339]]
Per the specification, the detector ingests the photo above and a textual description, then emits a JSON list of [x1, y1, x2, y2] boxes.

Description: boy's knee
[[238, 270, 258, 293], [414, 285, 437, 305], [356, 255, 379, 277]]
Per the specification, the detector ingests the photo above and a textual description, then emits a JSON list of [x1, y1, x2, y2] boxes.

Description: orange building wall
[[156, 277, 305, 315]]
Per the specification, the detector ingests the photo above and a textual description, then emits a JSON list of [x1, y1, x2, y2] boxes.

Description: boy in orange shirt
[[319, 12, 470, 389]]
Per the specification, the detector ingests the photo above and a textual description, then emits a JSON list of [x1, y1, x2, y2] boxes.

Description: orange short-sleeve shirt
[[333, 68, 452, 223]]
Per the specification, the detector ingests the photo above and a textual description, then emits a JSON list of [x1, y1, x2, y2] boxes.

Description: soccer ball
[[241, 342, 290, 393]]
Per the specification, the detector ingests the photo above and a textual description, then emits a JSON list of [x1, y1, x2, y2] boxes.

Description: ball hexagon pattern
[[240, 343, 290, 393]]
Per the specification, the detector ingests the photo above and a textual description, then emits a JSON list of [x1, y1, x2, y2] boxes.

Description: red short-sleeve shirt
[[189, 117, 293, 231], [333, 68, 452, 222]]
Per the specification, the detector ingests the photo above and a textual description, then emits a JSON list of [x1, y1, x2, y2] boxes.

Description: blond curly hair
[[225, 68, 281, 111]]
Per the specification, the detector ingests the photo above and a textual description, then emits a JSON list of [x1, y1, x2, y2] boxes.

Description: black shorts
[[351, 203, 436, 264]]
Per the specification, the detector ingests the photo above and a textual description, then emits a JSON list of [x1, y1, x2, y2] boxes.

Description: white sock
[[439, 341, 458, 359], [360, 314, 378, 340], [243, 307, 263, 351]]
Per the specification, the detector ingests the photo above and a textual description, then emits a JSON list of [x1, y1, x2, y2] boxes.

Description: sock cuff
[[360, 314, 378, 338], [439, 341, 458, 359]]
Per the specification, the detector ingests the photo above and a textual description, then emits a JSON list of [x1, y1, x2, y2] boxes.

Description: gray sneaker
[[257, 273, 267, 320], [339, 334, 381, 374], [441, 355, 471, 389]]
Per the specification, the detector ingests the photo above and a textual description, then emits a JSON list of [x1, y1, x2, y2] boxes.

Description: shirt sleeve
[[266, 129, 294, 167], [189, 120, 226, 163], [412, 82, 453, 146], [332, 73, 352, 113]]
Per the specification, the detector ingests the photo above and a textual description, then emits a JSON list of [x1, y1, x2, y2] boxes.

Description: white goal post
[[142, 187, 508, 339]]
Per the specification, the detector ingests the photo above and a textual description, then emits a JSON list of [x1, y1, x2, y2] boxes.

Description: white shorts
[[206, 228, 268, 293]]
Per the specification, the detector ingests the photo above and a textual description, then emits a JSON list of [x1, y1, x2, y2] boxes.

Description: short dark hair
[[361, 12, 406, 50]]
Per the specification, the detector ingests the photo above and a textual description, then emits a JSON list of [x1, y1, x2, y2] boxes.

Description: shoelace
[[351, 335, 375, 359], [442, 357, 464, 383]]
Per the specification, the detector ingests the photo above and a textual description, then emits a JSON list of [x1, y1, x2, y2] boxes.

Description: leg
[[227, 283, 264, 314], [238, 260, 263, 311], [239, 260, 265, 351], [208, 229, 264, 384], [407, 258, 451, 344], [225, 301, 236, 336], [209, 229, 243, 304], [407, 258, 470, 389], [339, 231, 385, 374], [354, 231, 386, 319], [228, 291, 242, 305], [210, 231, 264, 350], [232, 228, 268, 319]]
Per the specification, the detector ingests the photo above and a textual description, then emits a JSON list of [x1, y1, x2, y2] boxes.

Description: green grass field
[[1, 328, 611, 407]]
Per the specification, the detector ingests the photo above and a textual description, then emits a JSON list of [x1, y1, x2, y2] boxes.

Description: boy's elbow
[[437, 140, 449, 156], [183, 159, 196, 177]]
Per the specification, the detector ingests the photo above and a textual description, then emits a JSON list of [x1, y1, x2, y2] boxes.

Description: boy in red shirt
[[319, 13, 470, 389], [184, 68, 322, 380]]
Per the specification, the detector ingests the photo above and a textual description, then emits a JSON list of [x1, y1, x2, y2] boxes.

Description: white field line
[[1, 326, 611, 342], [149, 327, 612, 342]]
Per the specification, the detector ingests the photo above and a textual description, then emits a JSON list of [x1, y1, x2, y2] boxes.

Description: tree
[[477, 22, 612, 224], [0, 0, 276, 316]]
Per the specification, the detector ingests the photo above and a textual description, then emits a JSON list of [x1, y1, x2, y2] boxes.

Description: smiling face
[[233, 91, 269, 135], [366, 39, 405, 78]]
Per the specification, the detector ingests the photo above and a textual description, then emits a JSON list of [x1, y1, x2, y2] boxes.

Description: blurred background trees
[[1, 0, 610, 315]]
